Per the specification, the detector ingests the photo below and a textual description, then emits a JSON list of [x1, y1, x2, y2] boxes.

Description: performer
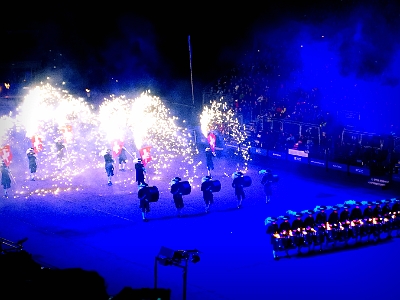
[[1, 161, 11, 198], [339, 204, 352, 245], [232, 171, 245, 208], [266, 218, 280, 260], [291, 213, 304, 255], [118, 147, 128, 171], [279, 216, 292, 257], [391, 199, 400, 237], [138, 183, 150, 221], [205, 147, 216, 177], [135, 158, 146, 186], [26, 148, 37, 181], [201, 176, 214, 213], [363, 202, 375, 242], [327, 207, 340, 245], [55, 137, 66, 170], [350, 202, 364, 243], [104, 149, 114, 186], [260, 169, 273, 203], [381, 200, 393, 238], [303, 210, 317, 251], [170, 177, 184, 217], [315, 206, 327, 225]]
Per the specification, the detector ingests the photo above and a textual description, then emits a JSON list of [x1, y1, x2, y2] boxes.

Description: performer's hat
[[343, 204, 351, 209], [232, 171, 243, 179], [367, 201, 373, 206], [137, 158, 142, 161], [332, 206, 339, 211], [202, 176, 212, 183], [270, 217, 277, 222], [1, 160, 6, 167], [205, 147, 211, 151], [172, 177, 181, 182], [306, 210, 314, 215], [259, 169, 271, 174], [318, 206, 327, 211], [373, 200, 381, 205], [139, 183, 148, 187], [106, 149, 111, 153], [281, 215, 290, 221], [295, 213, 303, 218], [355, 201, 362, 207]]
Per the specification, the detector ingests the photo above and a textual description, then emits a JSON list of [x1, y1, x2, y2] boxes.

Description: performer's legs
[[237, 195, 242, 208]]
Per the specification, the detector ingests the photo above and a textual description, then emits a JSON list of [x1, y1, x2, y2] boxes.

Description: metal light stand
[[154, 248, 198, 300]]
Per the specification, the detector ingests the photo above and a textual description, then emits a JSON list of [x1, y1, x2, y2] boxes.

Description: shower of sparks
[[1, 83, 201, 198], [200, 97, 251, 171], [11, 83, 100, 197], [99, 91, 201, 183]]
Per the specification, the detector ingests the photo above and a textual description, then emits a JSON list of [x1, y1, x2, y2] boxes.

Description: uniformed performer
[[170, 177, 184, 217], [26, 148, 37, 181], [201, 176, 214, 213], [135, 158, 146, 186], [138, 183, 150, 221], [104, 149, 114, 186], [232, 171, 245, 208]]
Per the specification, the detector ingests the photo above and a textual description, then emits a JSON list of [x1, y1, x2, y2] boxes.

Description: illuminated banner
[[31, 135, 43, 153], [288, 154, 308, 164], [0, 145, 12, 166], [268, 150, 285, 160], [288, 148, 308, 157], [207, 132, 216, 152], [250, 147, 267, 156], [112, 139, 124, 157], [139, 146, 152, 166], [349, 166, 370, 176], [328, 162, 347, 172], [310, 158, 326, 168]]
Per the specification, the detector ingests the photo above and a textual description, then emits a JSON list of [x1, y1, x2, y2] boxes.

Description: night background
[[1, 1, 399, 132], [1, 1, 400, 300]]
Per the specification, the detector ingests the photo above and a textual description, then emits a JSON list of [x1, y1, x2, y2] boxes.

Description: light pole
[[154, 247, 200, 300]]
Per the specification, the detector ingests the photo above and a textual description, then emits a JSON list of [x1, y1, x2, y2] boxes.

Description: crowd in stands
[[203, 51, 400, 177]]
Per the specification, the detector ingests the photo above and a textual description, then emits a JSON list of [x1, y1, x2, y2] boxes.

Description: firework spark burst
[[1, 84, 201, 198], [200, 97, 251, 171]]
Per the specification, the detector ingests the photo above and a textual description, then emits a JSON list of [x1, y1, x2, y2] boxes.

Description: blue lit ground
[[1, 152, 399, 300]]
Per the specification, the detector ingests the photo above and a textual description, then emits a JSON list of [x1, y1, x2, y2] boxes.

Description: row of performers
[[265, 199, 400, 259], [136, 172, 260, 221]]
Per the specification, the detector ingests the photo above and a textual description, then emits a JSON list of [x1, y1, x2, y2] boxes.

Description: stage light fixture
[[191, 254, 200, 263]]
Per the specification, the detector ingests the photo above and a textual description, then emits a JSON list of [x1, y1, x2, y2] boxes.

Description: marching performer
[[104, 149, 114, 186], [260, 169, 273, 203], [170, 177, 184, 217], [118, 147, 128, 171], [1, 161, 11, 197], [55, 137, 66, 170], [232, 171, 245, 208], [26, 147, 37, 181], [138, 183, 150, 222], [201, 176, 214, 213], [135, 158, 146, 186], [205, 147, 216, 177]]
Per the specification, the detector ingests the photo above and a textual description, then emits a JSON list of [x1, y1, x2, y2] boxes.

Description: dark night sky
[[1, 1, 400, 123]]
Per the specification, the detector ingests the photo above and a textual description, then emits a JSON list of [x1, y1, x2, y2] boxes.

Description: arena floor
[[1, 152, 399, 300]]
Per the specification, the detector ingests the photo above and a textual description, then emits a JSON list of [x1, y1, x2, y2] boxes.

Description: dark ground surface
[[1, 152, 400, 300]]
